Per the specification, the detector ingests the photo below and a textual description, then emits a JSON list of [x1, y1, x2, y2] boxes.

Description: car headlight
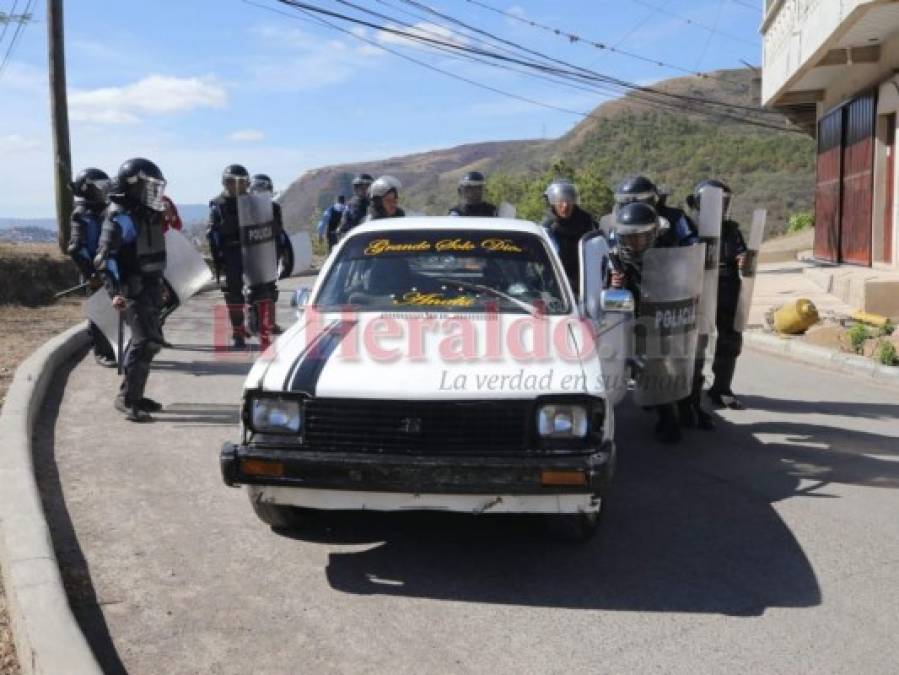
[[250, 396, 302, 434], [536, 404, 588, 439]]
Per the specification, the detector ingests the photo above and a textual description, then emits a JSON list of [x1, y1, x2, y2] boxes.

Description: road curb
[[0, 321, 102, 675], [744, 330, 899, 391]]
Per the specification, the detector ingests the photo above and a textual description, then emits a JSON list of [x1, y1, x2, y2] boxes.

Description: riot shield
[[734, 209, 767, 332], [497, 202, 517, 219], [697, 186, 723, 341], [238, 193, 278, 287], [164, 229, 211, 305], [85, 290, 131, 363], [632, 245, 705, 407], [580, 232, 630, 405], [279, 231, 314, 278]]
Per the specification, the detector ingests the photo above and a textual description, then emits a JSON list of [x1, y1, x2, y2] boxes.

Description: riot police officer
[[338, 173, 374, 235], [365, 175, 405, 221], [689, 180, 748, 410], [68, 167, 117, 367], [94, 158, 168, 422], [449, 171, 497, 217], [608, 202, 685, 443], [541, 179, 598, 295], [607, 176, 699, 247], [208, 164, 251, 349]]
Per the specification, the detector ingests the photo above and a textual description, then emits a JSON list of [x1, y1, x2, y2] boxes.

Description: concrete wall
[[762, 0, 871, 105]]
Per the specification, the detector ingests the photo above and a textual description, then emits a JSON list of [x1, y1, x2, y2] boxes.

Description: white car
[[220, 217, 634, 538]]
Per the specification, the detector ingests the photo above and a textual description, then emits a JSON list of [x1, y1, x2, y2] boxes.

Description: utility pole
[[47, 0, 72, 254]]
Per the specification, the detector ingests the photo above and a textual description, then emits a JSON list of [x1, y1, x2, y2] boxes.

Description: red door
[[815, 109, 842, 262], [839, 92, 875, 266], [883, 114, 895, 264]]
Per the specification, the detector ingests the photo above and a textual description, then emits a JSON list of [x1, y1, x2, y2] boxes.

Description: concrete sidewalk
[[746, 260, 856, 328]]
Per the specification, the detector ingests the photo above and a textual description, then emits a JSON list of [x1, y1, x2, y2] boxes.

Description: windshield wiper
[[434, 278, 541, 316]]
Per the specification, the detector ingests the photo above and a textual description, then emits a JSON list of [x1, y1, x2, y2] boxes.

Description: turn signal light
[[540, 469, 587, 486], [241, 459, 285, 478]]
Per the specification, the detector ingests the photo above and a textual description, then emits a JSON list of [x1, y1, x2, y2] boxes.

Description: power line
[[462, 0, 714, 79], [262, 0, 796, 132], [728, 0, 760, 11], [630, 0, 759, 47], [0, 1, 22, 50], [0, 0, 34, 79], [392, 0, 780, 118], [695, 0, 725, 70]]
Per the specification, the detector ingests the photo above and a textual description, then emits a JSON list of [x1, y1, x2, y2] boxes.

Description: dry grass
[[0, 278, 85, 674]]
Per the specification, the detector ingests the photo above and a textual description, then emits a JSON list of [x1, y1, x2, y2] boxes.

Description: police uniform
[[68, 203, 116, 364], [709, 219, 748, 398], [542, 205, 598, 296], [338, 194, 370, 235], [208, 193, 246, 339], [449, 201, 498, 217], [97, 202, 166, 415]]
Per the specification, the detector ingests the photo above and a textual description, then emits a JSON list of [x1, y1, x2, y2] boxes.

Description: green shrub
[[847, 324, 869, 353], [787, 211, 814, 234], [879, 320, 895, 337], [875, 340, 898, 366]]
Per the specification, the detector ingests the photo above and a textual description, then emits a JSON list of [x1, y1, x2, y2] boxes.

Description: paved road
[[37, 280, 899, 674]]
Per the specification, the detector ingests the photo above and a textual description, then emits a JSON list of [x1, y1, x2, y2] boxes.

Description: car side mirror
[[291, 288, 311, 308], [600, 289, 634, 313]]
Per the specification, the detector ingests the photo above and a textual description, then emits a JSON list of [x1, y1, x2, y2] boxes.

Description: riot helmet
[[614, 175, 658, 207], [690, 178, 732, 217], [115, 158, 167, 211], [613, 202, 659, 262], [71, 167, 110, 206], [352, 173, 374, 198], [370, 175, 402, 217], [222, 164, 250, 197], [250, 173, 274, 195], [544, 179, 579, 219], [458, 171, 486, 206]]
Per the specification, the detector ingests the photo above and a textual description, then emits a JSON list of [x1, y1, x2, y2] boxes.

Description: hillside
[[278, 68, 815, 236]]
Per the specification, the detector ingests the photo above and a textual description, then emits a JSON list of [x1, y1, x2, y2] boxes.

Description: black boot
[[114, 395, 152, 422]]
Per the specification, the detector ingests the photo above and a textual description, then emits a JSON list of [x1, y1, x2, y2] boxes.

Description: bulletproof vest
[[546, 206, 596, 294], [450, 202, 498, 217], [134, 209, 167, 275], [657, 205, 698, 246], [71, 205, 105, 256], [212, 195, 241, 246], [342, 196, 370, 231]]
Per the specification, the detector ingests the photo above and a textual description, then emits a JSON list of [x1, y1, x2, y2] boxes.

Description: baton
[[54, 280, 90, 300], [117, 309, 124, 375]]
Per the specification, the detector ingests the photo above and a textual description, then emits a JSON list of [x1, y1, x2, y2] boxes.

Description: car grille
[[303, 398, 532, 455]]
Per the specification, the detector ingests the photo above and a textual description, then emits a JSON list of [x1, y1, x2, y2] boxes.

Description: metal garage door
[[814, 108, 842, 262]]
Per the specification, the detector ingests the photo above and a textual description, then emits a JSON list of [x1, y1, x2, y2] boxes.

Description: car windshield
[[315, 229, 569, 314]]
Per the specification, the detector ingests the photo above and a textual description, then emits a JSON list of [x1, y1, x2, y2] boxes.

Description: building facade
[[762, 0, 899, 270]]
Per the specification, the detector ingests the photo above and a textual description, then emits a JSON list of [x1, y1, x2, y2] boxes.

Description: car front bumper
[[221, 442, 615, 513]]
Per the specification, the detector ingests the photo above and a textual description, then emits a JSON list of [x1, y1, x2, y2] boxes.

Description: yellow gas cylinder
[[773, 299, 819, 335]]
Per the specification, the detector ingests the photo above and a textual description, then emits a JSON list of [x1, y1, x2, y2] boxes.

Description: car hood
[[246, 311, 603, 400]]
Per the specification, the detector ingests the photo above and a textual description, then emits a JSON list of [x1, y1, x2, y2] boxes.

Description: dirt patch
[[0, 242, 79, 306], [0, 298, 84, 675]]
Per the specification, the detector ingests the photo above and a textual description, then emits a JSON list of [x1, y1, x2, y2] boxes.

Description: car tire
[[249, 493, 307, 530]]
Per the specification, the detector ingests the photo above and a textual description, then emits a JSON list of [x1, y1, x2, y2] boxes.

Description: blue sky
[[0, 0, 763, 217]]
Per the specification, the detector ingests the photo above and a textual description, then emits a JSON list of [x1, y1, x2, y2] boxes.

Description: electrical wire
[[0, 1, 21, 53], [629, 0, 759, 46], [463, 0, 717, 79], [254, 0, 796, 132], [0, 0, 33, 79]]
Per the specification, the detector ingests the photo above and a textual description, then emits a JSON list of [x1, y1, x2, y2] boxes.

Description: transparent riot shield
[[85, 290, 130, 363], [697, 186, 723, 342], [497, 202, 517, 219], [734, 209, 767, 332], [633, 245, 705, 407], [164, 229, 211, 305], [280, 231, 314, 278], [238, 193, 278, 287], [580, 231, 630, 405]]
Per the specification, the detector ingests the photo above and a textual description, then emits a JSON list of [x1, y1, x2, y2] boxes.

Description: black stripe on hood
[[289, 320, 358, 395]]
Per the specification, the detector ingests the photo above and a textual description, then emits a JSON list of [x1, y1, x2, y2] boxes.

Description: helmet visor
[[250, 178, 273, 195], [83, 178, 111, 202], [461, 184, 484, 205], [545, 183, 579, 207], [141, 175, 167, 211], [614, 190, 657, 206], [617, 229, 657, 257]]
